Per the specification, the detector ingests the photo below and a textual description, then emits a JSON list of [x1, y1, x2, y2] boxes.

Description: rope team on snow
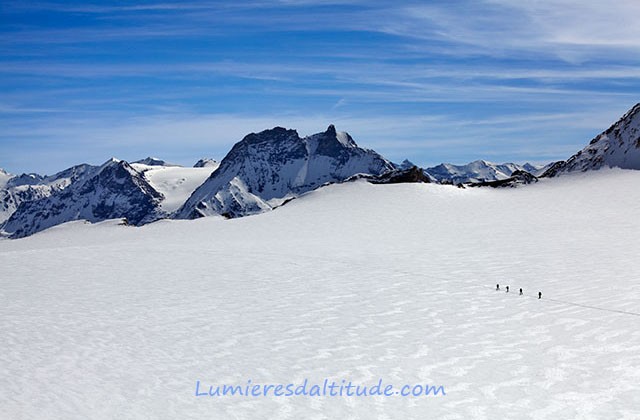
[[496, 284, 542, 299]]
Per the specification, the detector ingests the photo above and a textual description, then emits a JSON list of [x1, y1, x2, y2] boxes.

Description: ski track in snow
[[1, 169, 640, 419]]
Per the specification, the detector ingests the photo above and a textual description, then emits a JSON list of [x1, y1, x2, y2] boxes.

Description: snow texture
[[131, 163, 219, 214], [1, 169, 640, 419]]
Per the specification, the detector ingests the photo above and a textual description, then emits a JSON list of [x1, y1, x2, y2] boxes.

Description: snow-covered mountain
[[425, 160, 546, 184], [11, 104, 639, 239], [1, 157, 223, 237], [0, 164, 96, 224], [542, 103, 640, 177], [132, 157, 178, 167], [175, 125, 395, 219], [396, 159, 418, 171], [1, 159, 164, 238], [193, 158, 219, 168], [2, 125, 394, 236]]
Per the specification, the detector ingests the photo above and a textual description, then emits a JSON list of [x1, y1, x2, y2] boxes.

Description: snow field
[[1, 169, 640, 419]]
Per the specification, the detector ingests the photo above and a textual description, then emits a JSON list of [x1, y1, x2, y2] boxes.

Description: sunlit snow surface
[[1, 169, 640, 419], [130, 163, 218, 213]]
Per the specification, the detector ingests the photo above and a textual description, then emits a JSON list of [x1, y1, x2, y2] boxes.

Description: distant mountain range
[[1, 159, 218, 238], [2, 103, 639, 238], [424, 160, 552, 184]]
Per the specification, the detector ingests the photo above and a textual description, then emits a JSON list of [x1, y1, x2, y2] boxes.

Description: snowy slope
[[543, 103, 640, 176], [175, 125, 394, 219], [1, 169, 639, 419], [130, 163, 219, 213]]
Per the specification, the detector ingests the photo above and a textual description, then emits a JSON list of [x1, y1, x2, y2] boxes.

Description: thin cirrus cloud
[[384, 1, 640, 61], [1, 0, 640, 174]]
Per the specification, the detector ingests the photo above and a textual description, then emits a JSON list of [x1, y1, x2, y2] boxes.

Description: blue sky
[[2, 0, 640, 174]]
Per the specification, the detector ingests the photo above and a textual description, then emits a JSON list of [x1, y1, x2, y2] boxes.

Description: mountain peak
[[310, 125, 357, 152], [543, 102, 640, 176], [101, 157, 122, 168], [239, 127, 300, 147], [621, 102, 640, 121], [133, 157, 176, 167], [193, 158, 219, 168], [175, 125, 394, 219], [397, 159, 416, 170], [2, 158, 163, 238]]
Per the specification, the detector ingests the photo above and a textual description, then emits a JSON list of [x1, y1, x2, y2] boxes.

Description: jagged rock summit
[[2, 159, 164, 238], [543, 103, 640, 177], [175, 125, 395, 219]]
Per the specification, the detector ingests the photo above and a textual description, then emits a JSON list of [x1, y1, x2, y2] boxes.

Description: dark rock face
[[175, 125, 395, 219], [467, 170, 538, 188], [373, 166, 432, 184], [314, 124, 357, 161], [350, 166, 432, 184], [539, 161, 568, 178]]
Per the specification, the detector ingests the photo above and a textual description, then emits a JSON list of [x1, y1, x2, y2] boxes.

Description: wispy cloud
[[378, 1, 640, 62], [2, 0, 639, 174]]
